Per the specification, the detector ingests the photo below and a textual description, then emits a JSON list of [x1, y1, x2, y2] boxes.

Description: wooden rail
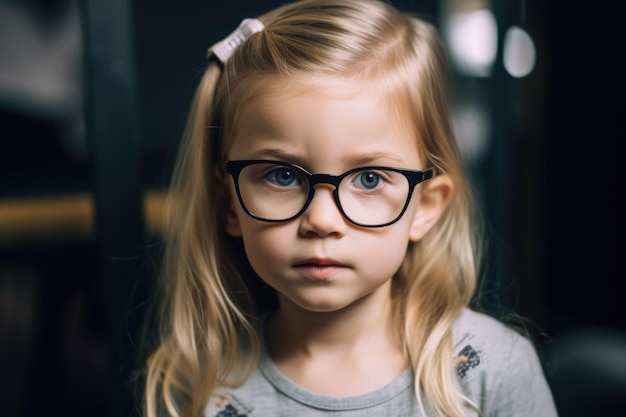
[[0, 190, 167, 245]]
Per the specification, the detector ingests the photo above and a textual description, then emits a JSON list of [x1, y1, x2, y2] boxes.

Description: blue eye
[[353, 171, 383, 190], [266, 167, 301, 187]]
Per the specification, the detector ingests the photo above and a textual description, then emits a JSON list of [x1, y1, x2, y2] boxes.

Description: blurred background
[[0, 0, 624, 416]]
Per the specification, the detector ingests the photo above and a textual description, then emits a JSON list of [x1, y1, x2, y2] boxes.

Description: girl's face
[[223, 78, 446, 315]]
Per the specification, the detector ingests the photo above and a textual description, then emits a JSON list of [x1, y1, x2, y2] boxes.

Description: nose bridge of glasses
[[304, 173, 342, 214], [301, 173, 347, 227], [308, 173, 342, 190]]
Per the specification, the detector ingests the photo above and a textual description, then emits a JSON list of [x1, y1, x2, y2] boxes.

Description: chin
[[289, 297, 355, 314]]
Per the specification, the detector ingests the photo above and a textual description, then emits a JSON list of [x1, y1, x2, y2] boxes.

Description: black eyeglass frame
[[225, 159, 435, 228]]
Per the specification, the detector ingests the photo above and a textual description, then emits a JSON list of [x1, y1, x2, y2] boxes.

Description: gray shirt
[[205, 308, 558, 416]]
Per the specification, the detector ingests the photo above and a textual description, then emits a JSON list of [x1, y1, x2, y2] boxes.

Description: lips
[[293, 257, 349, 280]]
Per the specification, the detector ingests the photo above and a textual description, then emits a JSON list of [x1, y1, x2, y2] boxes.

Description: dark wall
[[537, 4, 626, 414], [542, 2, 625, 333]]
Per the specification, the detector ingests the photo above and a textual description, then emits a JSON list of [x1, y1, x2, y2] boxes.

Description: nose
[[298, 185, 347, 237]]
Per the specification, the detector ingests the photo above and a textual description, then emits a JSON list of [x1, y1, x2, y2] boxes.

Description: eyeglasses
[[225, 160, 434, 228]]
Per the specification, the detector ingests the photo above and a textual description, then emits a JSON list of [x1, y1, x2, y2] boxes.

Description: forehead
[[225, 75, 424, 169], [228, 74, 415, 139]]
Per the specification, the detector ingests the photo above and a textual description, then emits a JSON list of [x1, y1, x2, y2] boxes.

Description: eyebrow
[[341, 151, 407, 167], [248, 148, 408, 168], [250, 148, 304, 164]]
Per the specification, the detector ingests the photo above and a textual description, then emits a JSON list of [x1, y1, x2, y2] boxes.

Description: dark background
[[0, 0, 624, 416]]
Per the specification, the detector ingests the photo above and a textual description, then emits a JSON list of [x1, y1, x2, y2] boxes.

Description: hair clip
[[208, 18, 265, 63]]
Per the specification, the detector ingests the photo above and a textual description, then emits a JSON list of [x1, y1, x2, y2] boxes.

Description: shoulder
[[451, 308, 526, 380], [205, 369, 272, 417], [452, 308, 529, 356], [452, 307, 539, 380], [451, 308, 558, 416]]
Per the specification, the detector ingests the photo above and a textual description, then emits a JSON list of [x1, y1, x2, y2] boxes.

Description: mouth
[[293, 258, 349, 280]]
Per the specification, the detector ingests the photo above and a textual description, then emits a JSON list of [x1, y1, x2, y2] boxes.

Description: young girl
[[143, 0, 558, 416]]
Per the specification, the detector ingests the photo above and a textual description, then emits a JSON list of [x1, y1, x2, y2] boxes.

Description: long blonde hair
[[144, 1, 482, 416]]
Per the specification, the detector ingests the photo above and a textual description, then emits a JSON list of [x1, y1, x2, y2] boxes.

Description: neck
[[268, 280, 399, 359], [265, 281, 407, 396]]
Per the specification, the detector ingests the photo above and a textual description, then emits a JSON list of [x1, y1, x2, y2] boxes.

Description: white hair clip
[[208, 18, 265, 63]]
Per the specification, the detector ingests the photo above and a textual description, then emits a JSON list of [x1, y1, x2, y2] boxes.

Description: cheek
[[369, 214, 415, 268], [362, 231, 411, 275], [238, 222, 291, 275]]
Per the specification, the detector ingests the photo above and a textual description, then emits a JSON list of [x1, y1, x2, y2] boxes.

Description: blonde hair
[[144, 1, 482, 416]]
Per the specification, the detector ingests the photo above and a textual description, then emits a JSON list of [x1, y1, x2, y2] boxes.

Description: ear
[[215, 170, 243, 237], [409, 174, 454, 242], [223, 198, 243, 237]]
